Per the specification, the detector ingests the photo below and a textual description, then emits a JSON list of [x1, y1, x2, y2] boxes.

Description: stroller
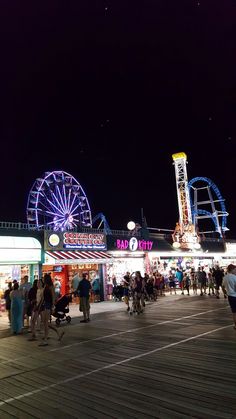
[[52, 294, 72, 325], [112, 285, 124, 301]]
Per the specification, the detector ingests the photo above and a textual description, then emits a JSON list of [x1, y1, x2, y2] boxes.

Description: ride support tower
[[172, 152, 192, 233], [172, 152, 200, 250]]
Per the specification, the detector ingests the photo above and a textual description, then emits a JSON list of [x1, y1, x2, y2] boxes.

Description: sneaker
[[80, 319, 87, 323], [38, 340, 48, 346], [87, 318, 90, 322], [28, 336, 37, 341]]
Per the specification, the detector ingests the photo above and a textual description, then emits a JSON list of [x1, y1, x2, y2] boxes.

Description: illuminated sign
[[63, 232, 106, 250], [45, 231, 107, 251], [116, 237, 153, 251], [48, 234, 60, 247]]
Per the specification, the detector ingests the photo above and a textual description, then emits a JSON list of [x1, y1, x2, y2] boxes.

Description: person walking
[[19, 275, 32, 328], [176, 268, 184, 294], [27, 280, 39, 340], [10, 282, 23, 335], [4, 282, 13, 324], [213, 266, 226, 299], [183, 272, 190, 296], [207, 269, 215, 296], [131, 271, 143, 314], [78, 273, 92, 323], [222, 264, 236, 330], [38, 274, 64, 346], [196, 267, 207, 296], [191, 271, 198, 295], [169, 271, 177, 295], [28, 278, 44, 340], [123, 272, 131, 311]]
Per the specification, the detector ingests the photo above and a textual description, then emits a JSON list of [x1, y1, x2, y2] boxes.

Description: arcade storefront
[[106, 234, 230, 282], [147, 237, 228, 274], [106, 234, 160, 284], [0, 235, 42, 296], [43, 231, 113, 300]]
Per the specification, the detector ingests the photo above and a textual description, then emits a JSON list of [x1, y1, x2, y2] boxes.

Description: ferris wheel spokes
[[27, 170, 92, 231]]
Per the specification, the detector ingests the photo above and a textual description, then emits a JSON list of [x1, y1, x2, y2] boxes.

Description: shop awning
[[0, 236, 42, 264], [45, 250, 113, 264]]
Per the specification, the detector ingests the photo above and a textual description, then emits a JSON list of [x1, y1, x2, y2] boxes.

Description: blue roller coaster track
[[92, 212, 112, 234], [188, 177, 228, 236]]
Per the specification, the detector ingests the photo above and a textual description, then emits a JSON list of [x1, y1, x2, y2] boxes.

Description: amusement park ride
[[26, 156, 228, 243], [27, 170, 111, 233], [172, 152, 228, 250]]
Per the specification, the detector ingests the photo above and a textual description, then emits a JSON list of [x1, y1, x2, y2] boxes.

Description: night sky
[[0, 1, 235, 235]]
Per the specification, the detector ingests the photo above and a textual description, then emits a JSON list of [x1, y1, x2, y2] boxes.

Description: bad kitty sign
[[116, 237, 153, 251]]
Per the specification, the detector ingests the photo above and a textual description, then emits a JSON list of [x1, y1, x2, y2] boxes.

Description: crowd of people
[[3, 274, 64, 345], [111, 265, 227, 303], [110, 264, 236, 328], [2, 263, 236, 343]]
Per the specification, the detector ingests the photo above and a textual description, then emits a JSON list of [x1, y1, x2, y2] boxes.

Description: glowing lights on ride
[[172, 152, 201, 251], [27, 171, 92, 231], [173, 241, 201, 251]]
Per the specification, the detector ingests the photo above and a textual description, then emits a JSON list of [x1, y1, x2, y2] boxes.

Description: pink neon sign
[[116, 238, 153, 251]]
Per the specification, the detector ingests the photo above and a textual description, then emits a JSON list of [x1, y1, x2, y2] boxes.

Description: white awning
[[0, 236, 42, 264]]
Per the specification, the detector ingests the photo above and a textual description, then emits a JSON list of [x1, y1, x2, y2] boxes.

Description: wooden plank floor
[[0, 295, 236, 418]]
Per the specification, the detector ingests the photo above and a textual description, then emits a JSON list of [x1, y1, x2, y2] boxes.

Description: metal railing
[[0, 221, 138, 236], [0, 221, 169, 238]]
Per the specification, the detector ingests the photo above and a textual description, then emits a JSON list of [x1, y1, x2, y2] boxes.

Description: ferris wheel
[[27, 171, 92, 231]]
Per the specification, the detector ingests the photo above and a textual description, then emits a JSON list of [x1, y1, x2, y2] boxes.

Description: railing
[[0, 221, 169, 238], [0, 221, 230, 243], [0, 221, 138, 236]]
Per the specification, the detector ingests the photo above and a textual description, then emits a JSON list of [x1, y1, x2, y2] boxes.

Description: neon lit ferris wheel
[[27, 171, 92, 231]]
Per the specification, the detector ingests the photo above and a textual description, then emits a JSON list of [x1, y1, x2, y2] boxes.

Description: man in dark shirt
[[213, 266, 226, 299], [78, 273, 92, 323], [196, 267, 207, 296]]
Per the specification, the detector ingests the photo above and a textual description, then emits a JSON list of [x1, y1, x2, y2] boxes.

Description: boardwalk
[[0, 295, 235, 418]]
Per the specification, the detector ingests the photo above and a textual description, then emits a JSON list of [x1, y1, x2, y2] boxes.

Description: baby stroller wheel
[[56, 318, 61, 326], [66, 316, 71, 323]]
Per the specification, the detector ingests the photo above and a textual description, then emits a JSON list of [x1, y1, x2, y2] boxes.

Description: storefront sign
[[116, 237, 153, 251], [63, 232, 106, 249], [45, 231, 107, 251]]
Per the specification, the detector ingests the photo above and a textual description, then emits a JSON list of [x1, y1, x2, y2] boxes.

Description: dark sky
[[0, 1, 235, 235]]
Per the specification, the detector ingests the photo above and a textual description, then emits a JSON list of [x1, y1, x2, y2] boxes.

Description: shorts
[[169, 281, 176, 288], [228, 296, 236, 313], [80, 297, 90, 313], [123, 288, 129, 297], [93, 290, 100, 295], [45, 302, 52, 310]]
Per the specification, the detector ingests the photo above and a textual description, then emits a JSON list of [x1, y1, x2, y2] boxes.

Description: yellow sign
[[172, 152, 187, 161]]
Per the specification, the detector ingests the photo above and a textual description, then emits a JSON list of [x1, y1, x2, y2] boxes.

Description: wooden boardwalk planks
[[0, 296, 235, 418]]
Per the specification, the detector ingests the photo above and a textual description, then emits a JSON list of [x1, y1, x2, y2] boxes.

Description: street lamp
[[127, 221, 136, 231]]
